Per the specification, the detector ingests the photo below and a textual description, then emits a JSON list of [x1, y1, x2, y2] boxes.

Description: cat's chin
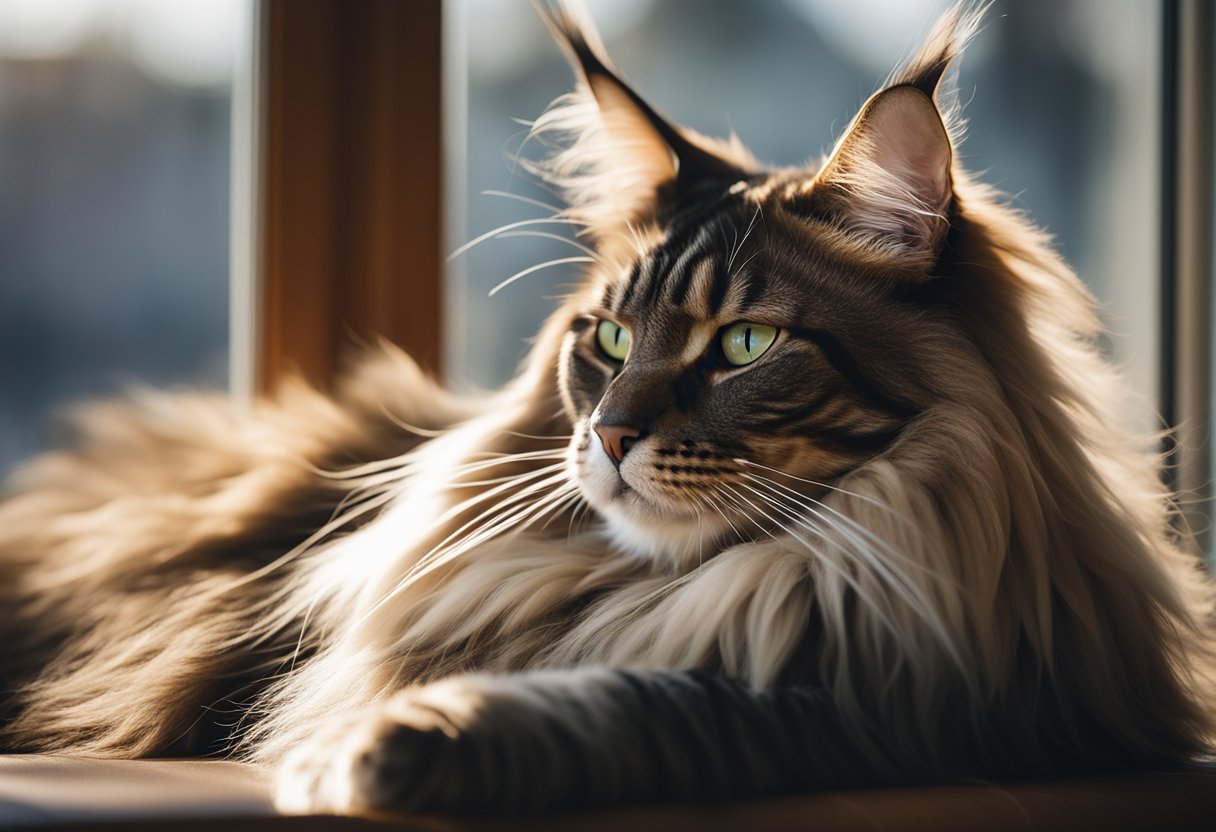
[[578, 476, 731, 568], [598, 499, 725, 567], [572, 429, 733, 568]]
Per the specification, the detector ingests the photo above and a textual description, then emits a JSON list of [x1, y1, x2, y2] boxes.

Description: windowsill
[[2, 754, 1214, 831]]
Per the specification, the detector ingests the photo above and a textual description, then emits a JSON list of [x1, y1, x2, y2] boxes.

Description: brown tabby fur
[[1, 1, 1213, 817]]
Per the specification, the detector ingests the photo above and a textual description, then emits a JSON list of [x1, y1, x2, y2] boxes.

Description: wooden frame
[[251, 0, 445, 392], [1161, 0, 1214, 558], [235, 0, 1216, 563]]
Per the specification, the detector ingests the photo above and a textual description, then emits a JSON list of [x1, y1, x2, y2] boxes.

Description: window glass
[[0, 0, 245, 476], [450, 0, 1159, 432]]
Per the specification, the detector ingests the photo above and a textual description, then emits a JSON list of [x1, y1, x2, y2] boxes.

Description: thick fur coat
[[1, 2, 1212, 816]]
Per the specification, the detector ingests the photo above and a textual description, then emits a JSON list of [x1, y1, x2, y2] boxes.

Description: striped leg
[[273, 667, 893, 816]]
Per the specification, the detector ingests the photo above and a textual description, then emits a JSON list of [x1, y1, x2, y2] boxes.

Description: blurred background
[[0, 0, 240, 473], [451, 0, 1159, 405], [0, 0, 1166, 478]]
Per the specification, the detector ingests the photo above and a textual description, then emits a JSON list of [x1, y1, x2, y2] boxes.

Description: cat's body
[[1, 2, 1214, 816]]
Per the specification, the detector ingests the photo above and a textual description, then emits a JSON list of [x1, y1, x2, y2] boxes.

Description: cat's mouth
[[569, 425, 738, 562], [593, 481, 736, 566]]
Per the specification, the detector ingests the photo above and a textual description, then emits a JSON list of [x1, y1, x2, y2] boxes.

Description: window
[[449, 0, 1160, 426], [0, 0, 247, 475], [2, 0, 1212, 566]]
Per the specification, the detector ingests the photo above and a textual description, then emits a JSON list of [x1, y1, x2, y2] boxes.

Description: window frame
[[232, 0, 1216, 561], [232, 0, 445, 398], [1160, 0, 1215, 558]]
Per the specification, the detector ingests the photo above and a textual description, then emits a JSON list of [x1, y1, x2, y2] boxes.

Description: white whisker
[[359, 478, 581, 625], [479, 189, 566, 215], [740, 472, 929, 576], [721, 482, 906, 637], [447, 217, 585, 262], [489, 256, 595, 297], [493, 230, 603, 262], [727, 205, 762, 273], [733, 458, 907, 519]]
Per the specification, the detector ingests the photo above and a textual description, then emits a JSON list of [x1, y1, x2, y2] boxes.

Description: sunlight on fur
[[0, 0, 1213, 818]]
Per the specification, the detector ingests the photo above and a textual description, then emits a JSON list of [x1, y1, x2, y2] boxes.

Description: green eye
[[596, 320, 631, 362], [721, 322, 778, 366]]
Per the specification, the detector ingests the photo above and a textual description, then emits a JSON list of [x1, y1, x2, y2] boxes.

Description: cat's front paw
[[273, 681, 478, 816]]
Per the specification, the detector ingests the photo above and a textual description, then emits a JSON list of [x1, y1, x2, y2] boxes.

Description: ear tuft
[[813, 86, 954, 256], [529, 0, 749, 245], [887, 1, 986, 98], [797, 3, 983, 262]]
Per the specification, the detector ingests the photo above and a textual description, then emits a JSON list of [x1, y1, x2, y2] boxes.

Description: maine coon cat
[[1, 1, 1213, 816]]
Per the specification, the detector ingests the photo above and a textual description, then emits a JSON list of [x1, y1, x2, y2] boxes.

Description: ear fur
[[531, 0, 753, 242], [800, 3, 982, 266]]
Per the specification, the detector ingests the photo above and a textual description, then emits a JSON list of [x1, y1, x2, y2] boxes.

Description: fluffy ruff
[[1, 1, 1214, 817]]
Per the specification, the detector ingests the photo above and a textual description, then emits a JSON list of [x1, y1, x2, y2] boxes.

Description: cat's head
[[537, 2, 978, 564]]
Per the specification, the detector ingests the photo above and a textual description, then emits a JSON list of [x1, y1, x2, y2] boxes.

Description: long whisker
[[316, 446, 569, 481], [447, 217, 585, 262], [567, 491, 596, 542], [727, 205, 762, 273], [224, 484, 403, 629], [736, 468, 946, 590], [695, 489, 747, 547], [740, 472, 928, 576], [501, 429, 576, 442], [479, 189, 566, 214], [358, 478, 580, 625], [275, 469, 570, 658], [733, 458, 908, 519], [411, 464, 569, 556], [719, 482, 906, 637], [712, 483, 788, 548], [737, 479, 932, 599], [540, 488, 587, 532], [488, 256, 595, 296], [728, 481, 964, 667], [493, 230, 603, 262], [399, 466, 572, 580], [286, 476, 579, 667], [374, 404, 450, 438]]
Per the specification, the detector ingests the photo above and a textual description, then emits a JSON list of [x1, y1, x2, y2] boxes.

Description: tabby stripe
[[635, 672, 729, 799], [805, 423, 904, 454], [641, 245, 674, 307], [569, 349, 612, 413], [670, 363, 708, 413], [599, 281, 618, 311], [666, 228, 711, 306], [616, 260, 645, 310], [791, 327, 919, 419], [756, 378, 905, 451], [738, 268, 769, 312], [705, 261, 733, 317], [613, 672, 681, 791], [756, 378, 847, 431]]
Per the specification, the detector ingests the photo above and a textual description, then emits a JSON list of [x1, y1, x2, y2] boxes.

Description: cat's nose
[[593, 424, 643, 467]]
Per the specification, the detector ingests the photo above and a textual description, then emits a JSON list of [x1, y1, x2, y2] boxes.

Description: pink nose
[[594, 424, 642, 466]]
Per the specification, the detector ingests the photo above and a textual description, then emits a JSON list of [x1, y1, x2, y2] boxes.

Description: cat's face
[[541, 5, 954, 561], [559, 181, 935, 559]]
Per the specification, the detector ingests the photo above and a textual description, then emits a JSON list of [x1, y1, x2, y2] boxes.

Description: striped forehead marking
[[611, 249, 762, 322], [678, 321, 718, 364], [600, 200, 771, 329]]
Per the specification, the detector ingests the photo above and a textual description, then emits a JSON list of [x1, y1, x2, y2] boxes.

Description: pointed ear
[[532, 1, 749, 242], [793, 3, 980, 264], [811, 84, 954, 256]]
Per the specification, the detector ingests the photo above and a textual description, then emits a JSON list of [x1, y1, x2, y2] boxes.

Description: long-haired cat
[[1, 1, 1213, 817]]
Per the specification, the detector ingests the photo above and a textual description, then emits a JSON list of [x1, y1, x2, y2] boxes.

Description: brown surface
[[6, 764, 1214, 832], [260, 0, 444, 391]]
